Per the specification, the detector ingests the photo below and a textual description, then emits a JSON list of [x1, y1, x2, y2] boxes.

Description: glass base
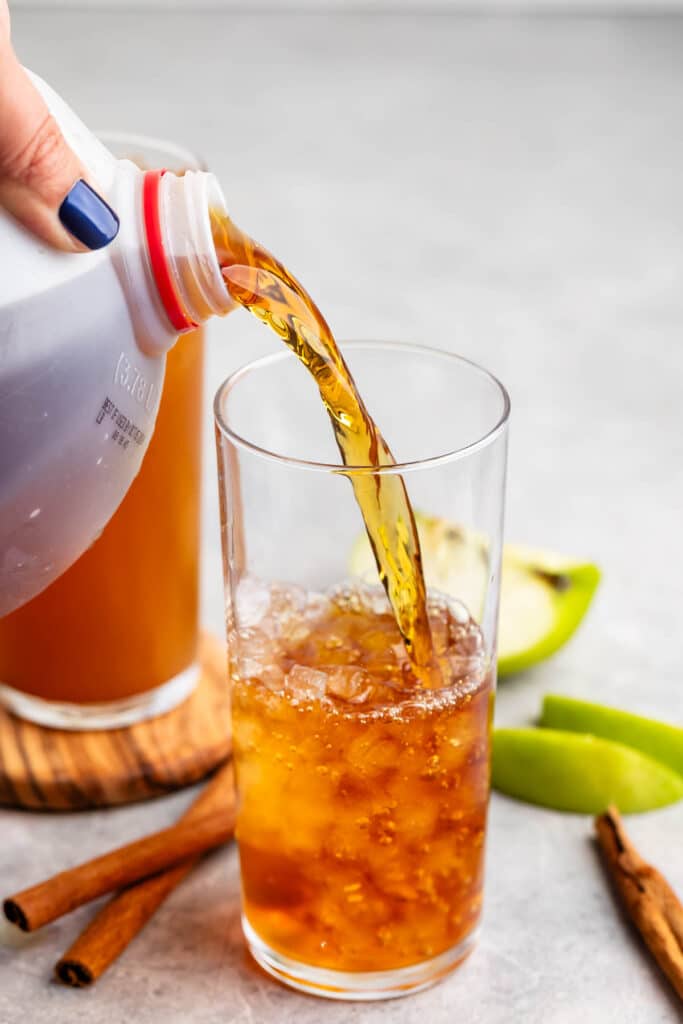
[[0, 662, 199, 731], [242, 915, 478, 1001]]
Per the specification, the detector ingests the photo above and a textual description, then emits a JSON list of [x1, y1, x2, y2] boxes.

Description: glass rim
[[213, 341, 510, 476], [95, 130, 207, 171]]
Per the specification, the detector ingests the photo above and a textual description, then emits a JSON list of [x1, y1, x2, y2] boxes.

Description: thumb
[[0, 46, 119, 252]]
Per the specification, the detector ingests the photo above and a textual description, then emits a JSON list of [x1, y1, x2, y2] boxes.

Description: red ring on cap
[[142, 169, 198, 332]]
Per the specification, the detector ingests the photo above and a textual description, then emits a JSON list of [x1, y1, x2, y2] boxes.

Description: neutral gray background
[[10, 1, 683, 11], [1, 9, 683, 1024]]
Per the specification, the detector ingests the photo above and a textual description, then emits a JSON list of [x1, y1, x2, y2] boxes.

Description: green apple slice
[[540, 695, 683, 778], [492, 728, 683, 814], [348, 513, 600, 677], [498, 547, 600, 677]]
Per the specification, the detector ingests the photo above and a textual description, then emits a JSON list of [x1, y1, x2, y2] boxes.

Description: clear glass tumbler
[[0, 135, 205, 729], [214, 341, 509, 1000]]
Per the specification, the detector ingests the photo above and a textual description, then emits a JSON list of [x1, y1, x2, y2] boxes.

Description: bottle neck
[[142, 168, 234, 333]]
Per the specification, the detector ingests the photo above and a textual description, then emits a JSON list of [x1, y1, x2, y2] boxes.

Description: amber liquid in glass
[[232, 582, 491, 971], [0, 328, 203, 702], [211, 212, 492, 973]]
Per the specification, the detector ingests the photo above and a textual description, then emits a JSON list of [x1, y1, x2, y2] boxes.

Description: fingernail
[[58, 179, 119, 250]]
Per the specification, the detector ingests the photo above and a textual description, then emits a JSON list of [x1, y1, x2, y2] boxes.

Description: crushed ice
[[231, 576, 487, 706]]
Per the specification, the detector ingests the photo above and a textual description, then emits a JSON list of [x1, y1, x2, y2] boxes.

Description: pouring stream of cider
[[210, 211, 434, 672]]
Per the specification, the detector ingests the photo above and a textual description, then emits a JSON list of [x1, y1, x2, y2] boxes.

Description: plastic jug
[[0, 72, 235, 616]]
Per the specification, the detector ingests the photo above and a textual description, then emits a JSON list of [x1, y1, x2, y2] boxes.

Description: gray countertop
[[2, 9, 683, 1023]]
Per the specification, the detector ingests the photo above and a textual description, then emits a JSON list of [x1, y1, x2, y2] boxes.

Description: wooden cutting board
[[0, 633, 231, 811]]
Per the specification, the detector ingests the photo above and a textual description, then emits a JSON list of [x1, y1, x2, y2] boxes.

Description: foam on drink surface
[[231, 580, 492, 972]]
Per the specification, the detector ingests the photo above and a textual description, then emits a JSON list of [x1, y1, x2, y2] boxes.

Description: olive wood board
[[0, 633, 231, 811]]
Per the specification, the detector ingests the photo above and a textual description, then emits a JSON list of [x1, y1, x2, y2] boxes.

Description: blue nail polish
[[58, 180, 119, 250]]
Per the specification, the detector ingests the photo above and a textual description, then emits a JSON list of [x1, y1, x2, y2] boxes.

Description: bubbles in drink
[[230, 579, 492, 972]]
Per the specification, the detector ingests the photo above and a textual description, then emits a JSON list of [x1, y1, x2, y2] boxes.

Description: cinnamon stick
[[595, 805, 683, 1002], [4, 775, 235, 933], [55, 761, 236, 987]]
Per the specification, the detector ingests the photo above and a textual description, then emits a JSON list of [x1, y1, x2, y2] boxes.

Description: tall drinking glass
[[214, 341, 510, 1000], [0, 135, 205, 729]]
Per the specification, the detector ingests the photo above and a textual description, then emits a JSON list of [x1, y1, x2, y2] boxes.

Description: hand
[[0, 1, 118, 251]]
